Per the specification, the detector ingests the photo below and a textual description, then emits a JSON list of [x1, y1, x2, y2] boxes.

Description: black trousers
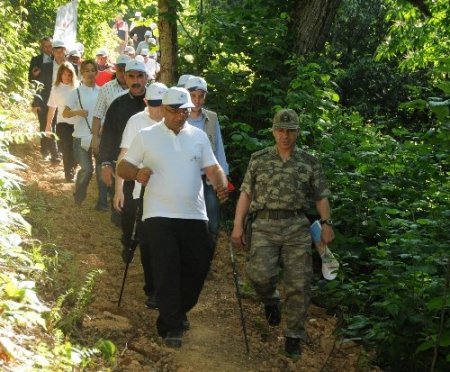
[[140, 217, 213, 336], [121, 181, 154, 297], [56, 122, 76, 179], [38, 106, 58, 160]]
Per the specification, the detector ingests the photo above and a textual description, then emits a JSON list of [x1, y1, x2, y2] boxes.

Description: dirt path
[[12, 139, 368, 372]]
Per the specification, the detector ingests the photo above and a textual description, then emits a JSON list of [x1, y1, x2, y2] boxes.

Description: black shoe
[[95, 204, 109, 212], [50, 157, 61, 166], [165, 329, 183, 348], [264, 302, 281, 326], [145, 294, 158, 309], [284, 337, 301, 358]]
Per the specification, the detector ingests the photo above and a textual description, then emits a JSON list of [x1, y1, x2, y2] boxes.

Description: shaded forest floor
[[11, 138, 376, 371]]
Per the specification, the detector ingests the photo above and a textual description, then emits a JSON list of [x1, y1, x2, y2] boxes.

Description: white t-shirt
[[66, 85, 99, 138], [47, 83, 76, 124], [124, 122, 218, 220], [121, 108, 160, 199], [144, 59, 160, 80]]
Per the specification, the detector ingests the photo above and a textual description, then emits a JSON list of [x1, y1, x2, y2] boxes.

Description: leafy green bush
[[0, 97, 115, 370]]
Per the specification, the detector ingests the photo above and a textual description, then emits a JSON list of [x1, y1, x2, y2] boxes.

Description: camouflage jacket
[[240, 146, 331, 212]]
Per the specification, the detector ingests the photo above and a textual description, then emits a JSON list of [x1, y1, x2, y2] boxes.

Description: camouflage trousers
[[246, 214, 312, 341]]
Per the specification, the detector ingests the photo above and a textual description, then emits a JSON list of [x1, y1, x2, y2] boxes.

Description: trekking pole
[[118, 186, 145, 307], [222, 205, 250, 355]]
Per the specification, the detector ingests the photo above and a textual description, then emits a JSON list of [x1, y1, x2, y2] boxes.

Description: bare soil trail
[[11, 139, 370, 372]]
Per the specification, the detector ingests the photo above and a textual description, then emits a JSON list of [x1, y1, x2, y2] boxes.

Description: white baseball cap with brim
[[124, 46, 135, 54], [140, 48, 149, 56], [162, 87, 195, 109], [52, 40, 66, 49], [145, 82, 168, 106], [115, 54, 131, 66], [185, 76, 208, 92], [125, 59, 147, 73], [68, 49, 81, 57], [177, 74, 193, 88], [144, 30, 152, 37], [96, 48, 108, 57]]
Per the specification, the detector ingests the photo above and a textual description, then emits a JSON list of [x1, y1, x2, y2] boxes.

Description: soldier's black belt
[[256, 209, 303, 219]]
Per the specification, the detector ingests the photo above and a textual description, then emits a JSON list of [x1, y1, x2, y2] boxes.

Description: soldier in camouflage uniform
[[231, 108, 335, 358]]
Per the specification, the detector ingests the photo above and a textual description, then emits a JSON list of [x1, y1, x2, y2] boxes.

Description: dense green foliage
[[0, 0, 449, 370], [0, 100, 115, 369], [178, 1, 449, 370]]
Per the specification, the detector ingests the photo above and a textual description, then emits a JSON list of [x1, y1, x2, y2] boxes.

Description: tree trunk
[[291, 0, 342, 55], [158, 0, 177, 85]]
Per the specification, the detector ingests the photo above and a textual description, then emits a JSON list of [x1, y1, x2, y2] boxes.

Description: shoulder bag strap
[[76, 88, 92, 133]]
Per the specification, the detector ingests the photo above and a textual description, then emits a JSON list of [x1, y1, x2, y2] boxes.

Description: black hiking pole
[[117, 186, 145, 307], [222, 205, 250, 355]]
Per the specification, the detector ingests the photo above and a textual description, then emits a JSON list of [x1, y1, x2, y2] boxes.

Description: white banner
[[53, 0, 78, 51]]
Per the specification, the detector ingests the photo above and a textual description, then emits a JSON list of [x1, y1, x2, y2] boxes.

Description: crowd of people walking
[[28, 13, 339, 357]]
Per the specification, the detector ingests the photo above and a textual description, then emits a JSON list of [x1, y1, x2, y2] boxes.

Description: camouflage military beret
[[272, 109, 299, 129]]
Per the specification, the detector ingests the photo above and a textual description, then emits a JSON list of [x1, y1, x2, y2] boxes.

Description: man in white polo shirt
[[117, 87, 228, 348]]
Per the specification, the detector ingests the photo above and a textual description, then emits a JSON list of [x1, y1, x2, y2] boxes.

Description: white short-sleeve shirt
[[124, 122, 218, 220], [66, 85, 99, 138], [121, 108, 160, 199], [93, 79, 128, 122], [47, 83, 76, 124]]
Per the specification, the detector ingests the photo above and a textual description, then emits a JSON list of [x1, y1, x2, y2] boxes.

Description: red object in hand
[[227, 181, 236, 192]]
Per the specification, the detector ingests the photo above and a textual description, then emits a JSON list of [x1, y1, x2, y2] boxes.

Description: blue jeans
[[94, 157, 112, 209], [73, 138, 93, 204], [203, 179, 220, 251]]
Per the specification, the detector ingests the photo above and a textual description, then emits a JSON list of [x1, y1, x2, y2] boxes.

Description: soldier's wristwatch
[[320, 219, 333, 226]]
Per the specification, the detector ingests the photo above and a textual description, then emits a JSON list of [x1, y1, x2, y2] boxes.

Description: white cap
[[144, 30, 152, 37], [150, 22, 157, 30], [185, 76, 208, 92], [68, 49, 81, 57], [75, 42, 84, 54], [115, 54, 131, 66], [52, 40, 66, 49], [162, 87, 195, 108], [140, 48, 149, 56], [135, 55, 145, 63], [125, 59, 147, 73], [96, 48, 108, 56], [145, 82, 168, 102], [176, 74, 194, 88], [135, 11, 142, 18], [124, 45, 135, 55]]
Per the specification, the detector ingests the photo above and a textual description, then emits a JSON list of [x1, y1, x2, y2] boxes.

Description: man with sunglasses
[[117, 87, 229, 349]]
